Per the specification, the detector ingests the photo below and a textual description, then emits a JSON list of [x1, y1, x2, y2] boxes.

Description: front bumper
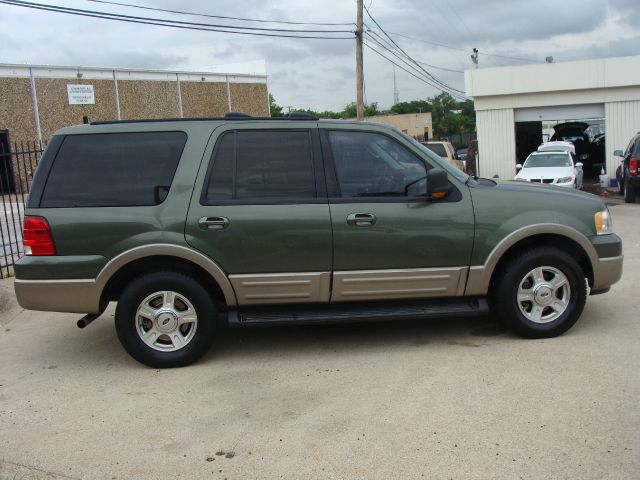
[[590, 233, 623, 291]]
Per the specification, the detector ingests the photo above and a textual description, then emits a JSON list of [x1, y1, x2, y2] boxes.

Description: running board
[[227, 298, 488, 327]]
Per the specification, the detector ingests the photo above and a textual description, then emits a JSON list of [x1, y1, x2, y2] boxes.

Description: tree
[[269, 94, 283, 117], [430, 93, 475, 138], [389, 100, 432, 115]]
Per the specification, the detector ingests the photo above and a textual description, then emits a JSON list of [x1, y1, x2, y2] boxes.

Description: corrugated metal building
[[465, 55, 640, 180]]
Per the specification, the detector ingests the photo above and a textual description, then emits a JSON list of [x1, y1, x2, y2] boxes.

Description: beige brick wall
[[180, 81, 229, 117], [118, 80, 181, 120], [230, 83, 269, 117], [0, 78, 37, 144], [36, 78, 118, 139]]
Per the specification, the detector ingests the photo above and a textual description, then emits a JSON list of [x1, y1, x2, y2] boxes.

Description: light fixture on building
[[201, 76, 206, 82], [77, 72, 83, 79], [545, 56, 554, 63]]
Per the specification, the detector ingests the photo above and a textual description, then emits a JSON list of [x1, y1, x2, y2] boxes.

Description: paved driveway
[[0, 205, 638, 480]]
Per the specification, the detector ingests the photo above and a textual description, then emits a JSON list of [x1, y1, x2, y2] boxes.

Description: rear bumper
[[14, 279, 101, 313]]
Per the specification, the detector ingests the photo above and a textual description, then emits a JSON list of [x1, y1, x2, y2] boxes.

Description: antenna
[[393, 65, 399, 105], [471, 48, 479, 68]]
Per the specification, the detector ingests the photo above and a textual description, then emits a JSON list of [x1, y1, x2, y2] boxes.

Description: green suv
[[14, 113, 623, 367]]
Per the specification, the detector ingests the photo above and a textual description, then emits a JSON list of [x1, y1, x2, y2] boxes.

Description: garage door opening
[[514, 104, 606, 182], [515, 118, 605, 181]]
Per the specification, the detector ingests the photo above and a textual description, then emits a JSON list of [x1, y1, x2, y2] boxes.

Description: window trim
[[37, 131, 188, 209], [200, 128, 326, 206], [321, 129, 462, 204]]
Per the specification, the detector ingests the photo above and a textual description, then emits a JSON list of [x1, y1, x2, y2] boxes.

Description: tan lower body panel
[[229, 272, 331, 305], [14, 279, 101, 313], [331, 267, 468, 302]]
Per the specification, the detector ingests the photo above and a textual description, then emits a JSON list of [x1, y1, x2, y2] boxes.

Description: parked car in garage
[[614, 133, 640, 203], [515, 148, 583, 189], [550, 122, 605, 175], [421, 141, 465, 171]]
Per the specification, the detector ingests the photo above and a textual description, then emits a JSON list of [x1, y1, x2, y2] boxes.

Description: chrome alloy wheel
[[517, 266, 571, 324], [135, 291, 198, 351]]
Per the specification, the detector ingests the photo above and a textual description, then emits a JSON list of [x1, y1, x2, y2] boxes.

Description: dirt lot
[[0, 204, 638, 480]]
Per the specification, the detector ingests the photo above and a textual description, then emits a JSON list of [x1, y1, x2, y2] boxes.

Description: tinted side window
[[424, 143, 446, 157], [41, 132, 186, 207], [206, 131, 234, 201], [204, 130, 316, 201], [328, 131, 427, 198]]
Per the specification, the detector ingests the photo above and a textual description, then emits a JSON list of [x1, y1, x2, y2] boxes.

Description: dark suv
[[14, 113, 623, 368], [615, 133, 640, 203]]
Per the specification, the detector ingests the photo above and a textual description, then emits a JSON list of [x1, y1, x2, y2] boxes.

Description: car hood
[[515, 166, 574, 180], [553, 122, 589, 133]]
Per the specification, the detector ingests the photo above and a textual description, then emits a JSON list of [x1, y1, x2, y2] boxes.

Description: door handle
[[198, 216, 230, 231], [346, 213, 377, 227]]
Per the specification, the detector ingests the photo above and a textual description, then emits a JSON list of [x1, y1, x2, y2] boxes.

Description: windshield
[[399, 133, 469, 182], [423, 143, 446, 157], [524, 153, 572, 168]]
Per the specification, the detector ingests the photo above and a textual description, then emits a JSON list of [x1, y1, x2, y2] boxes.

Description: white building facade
[[465, 56, 640, 180]]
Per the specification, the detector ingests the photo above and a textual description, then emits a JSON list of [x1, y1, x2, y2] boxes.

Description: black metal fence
[[0, 140, 47, 279]]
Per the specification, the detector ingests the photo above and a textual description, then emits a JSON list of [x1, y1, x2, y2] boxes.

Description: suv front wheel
[[115, 272, 216, 368], [492, 247, 587, 338]]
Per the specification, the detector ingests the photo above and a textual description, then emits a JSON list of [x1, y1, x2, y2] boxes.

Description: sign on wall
[[67, 84, 95, 105]]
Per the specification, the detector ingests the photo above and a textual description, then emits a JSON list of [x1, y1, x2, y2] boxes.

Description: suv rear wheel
[[492, 247, 587, 338], [115, 272, 216, 368]]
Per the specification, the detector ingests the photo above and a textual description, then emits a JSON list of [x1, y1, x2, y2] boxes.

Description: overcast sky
[[0, 0, 638, 111]]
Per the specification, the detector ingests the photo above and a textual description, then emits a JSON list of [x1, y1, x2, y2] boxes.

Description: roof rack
[[90, 111, 319, 125]]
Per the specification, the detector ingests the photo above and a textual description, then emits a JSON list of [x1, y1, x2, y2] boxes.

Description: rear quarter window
[[40, 132, 187, 207]]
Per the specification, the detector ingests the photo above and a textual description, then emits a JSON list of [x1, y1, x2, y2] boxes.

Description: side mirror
[[575, 162, 583, 169], [426, 168, 451, 199], [515, 163, 522, 171], [613, 150, 623, 157]]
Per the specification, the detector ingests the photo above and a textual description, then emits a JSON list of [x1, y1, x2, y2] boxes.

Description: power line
[[365, 26, 466, 96], [363, 41, 466, 101], [87, 0, 355, 26], [364, 34, 467, 100], [0, 0, 355, 39], [362, 6, 465, 96], [384, 30, 541, 64], [366, 30, 463, 74]]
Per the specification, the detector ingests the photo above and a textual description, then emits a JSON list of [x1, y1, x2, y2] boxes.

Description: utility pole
[[355, 0, 364, 120]]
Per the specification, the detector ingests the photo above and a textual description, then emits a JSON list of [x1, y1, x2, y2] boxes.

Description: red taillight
[[23, 216, 56, 256], [631, 157, 638, 176]]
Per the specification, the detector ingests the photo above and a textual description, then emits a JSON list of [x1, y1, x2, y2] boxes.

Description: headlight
[[557, 177, 573, 183], [595, 208, 613, 235], [514, 177, 528, 181]]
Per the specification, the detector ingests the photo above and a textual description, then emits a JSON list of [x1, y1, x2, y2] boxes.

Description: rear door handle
[[198, 216, 230, 231], [346, 213, 377, 227]]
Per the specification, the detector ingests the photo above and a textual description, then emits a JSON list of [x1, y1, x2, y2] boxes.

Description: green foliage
[[269, 93, 283, 117], [389, 100, 432, 115], [267, 93, 474, 138]]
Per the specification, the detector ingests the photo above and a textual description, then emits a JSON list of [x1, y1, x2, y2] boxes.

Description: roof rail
[[224, 112, 253, 119], [90, 112, 321, 125], [283, 112, 319, 120]]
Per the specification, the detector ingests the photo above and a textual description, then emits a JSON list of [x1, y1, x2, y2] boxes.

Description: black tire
[[624, 181, 636, 203], [115, 272, 216, 368], [491, 247, 587, 338], [617, 167, 624, 195]]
